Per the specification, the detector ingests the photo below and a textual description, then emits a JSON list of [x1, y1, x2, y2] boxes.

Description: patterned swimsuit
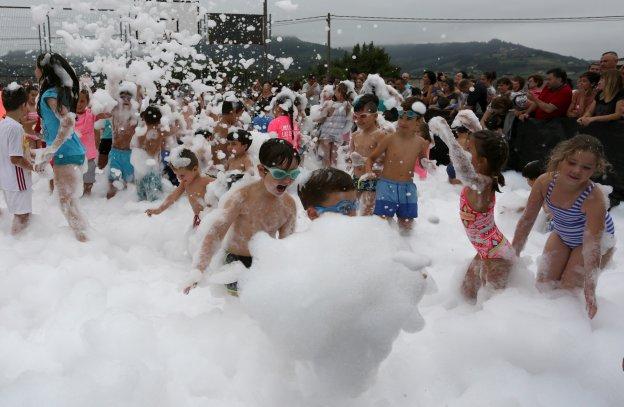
[[459, 187, 514, 260]]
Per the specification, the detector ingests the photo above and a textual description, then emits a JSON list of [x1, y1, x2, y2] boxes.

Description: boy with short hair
[[349, 94, 387, 215], [136, 105, 170, 201], [0, 83, 37, 234], [225, 129, 254, 175], [365, 97, 429, 233], [185, 138, 301, 296], [146, 148, 214, 228], [212, 98, 244, 169], [298, 168, 357, 220]]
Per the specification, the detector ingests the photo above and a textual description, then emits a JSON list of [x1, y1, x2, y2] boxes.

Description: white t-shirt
[[0, 117, 32, 191]]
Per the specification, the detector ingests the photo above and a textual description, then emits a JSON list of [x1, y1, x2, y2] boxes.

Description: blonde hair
[[547, 134, 609, 176], [599, 69, 623, 103]]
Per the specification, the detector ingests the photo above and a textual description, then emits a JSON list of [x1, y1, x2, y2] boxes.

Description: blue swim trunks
[[108, 148, 134, 182], [374, 178, 418, 219]]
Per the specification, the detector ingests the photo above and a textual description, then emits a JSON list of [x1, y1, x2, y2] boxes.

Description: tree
[[312, 42, 400, 80]]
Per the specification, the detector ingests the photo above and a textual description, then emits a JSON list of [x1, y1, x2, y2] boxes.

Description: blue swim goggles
[[264, 166, 301, 180], [396, 108, 419, 120], [314, 199, 358, 215]]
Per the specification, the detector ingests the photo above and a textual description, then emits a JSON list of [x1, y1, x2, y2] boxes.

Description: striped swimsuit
[[545, 174, 615, 249]]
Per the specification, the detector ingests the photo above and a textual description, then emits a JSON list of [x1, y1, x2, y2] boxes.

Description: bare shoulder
[[282, 193, 297, 211], [583, 185, 608, 214], [534, 172, 554, 195]]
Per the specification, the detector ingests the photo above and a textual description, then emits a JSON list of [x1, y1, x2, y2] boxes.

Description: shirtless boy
[[225, 129, 254, 174], [185, 138, 300, 296], [349, 94, 387, 215], [365, 97, 429, 233], [212, 99, 244, 170], [145, 148, 214, 228]]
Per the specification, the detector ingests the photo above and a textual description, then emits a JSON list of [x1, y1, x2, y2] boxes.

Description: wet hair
[[227, 129, 253, 150], [259, 138, 301, 169], [353, 93, 379, 112], [1, 84, 27, 111], [546, 68, 567, 83], [36, 52, 80, 115], [522, 160, 544, 180], [79, 87, 90, 103], [141, 105, 162, 125], [195, 128, 213, 140], [547, 134, 609, 176], [512, 76, 525, 90], [298, 168, 355, 209], [528, 74, 544, 87], [222, 99, 243, 115], [172, 148, 199, 170], [423, 70, 436, 84], [579, 71, 601, 88], [273, 94, 296, 135], [470, 130, 509, 192]]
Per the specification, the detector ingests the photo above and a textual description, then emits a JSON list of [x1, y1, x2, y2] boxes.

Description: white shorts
[[2, 189, 33, 215]]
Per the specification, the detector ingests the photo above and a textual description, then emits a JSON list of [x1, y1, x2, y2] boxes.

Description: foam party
[[0, 0, 623, 406]]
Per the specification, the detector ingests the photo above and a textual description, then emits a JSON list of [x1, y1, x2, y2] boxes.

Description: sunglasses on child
[[314, 199, 358, 215], [264, 166, 301, 180]]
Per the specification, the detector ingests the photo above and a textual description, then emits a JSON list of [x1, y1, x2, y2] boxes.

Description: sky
[[3, 0, 623, 60]]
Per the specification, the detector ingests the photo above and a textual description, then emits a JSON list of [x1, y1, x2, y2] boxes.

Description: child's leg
[[106, 181, 118, 199], [559, 246, 585, 289], [482, 258, 512, 290], [397, 217, 414, 234], [537, 233, 571, 287], [360, 191, 376, 216], [49, 179, 54, 193], [97, 153, 108, 170], [463, 254, 483, 300], [330, 141, 338, 167], [11, 213, 30, 235], [54, 165, 88, 242], [319, 139, 332, 167]]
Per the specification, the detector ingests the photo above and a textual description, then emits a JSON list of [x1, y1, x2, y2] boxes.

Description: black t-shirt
[[594, 90, 624, 116], [466, 81, 488, 114]]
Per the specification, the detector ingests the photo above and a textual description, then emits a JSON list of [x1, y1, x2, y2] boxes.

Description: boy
[[365, 97, 429, 233], [522, 160, 544, 187], [212, 98, 244, 169], [0, 83, 38, 234], [185, 138, 300, 296], [136, 105, 169, 202], [146, 148, 214, 228], [349, 94, 387, 215], [225, 129, 254, 175], [107, 82, 139, 199], [298, 168, 357, 220]]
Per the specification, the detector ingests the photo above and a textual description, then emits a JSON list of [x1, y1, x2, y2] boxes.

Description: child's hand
[[145, 208, 161, 217], [182, 268, 204, 295], [359, 172, 377, 181], [584, 277, 598, 319]]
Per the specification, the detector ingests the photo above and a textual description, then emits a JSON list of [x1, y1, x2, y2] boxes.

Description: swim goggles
[[396, 108, 419, 120], [264, 166, 301, 180], [314, 199, 358, 215]]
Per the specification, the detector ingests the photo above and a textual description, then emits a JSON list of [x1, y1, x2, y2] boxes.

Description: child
[[512, 135, 615, 319], [185, 138, 301, 296], [225, 129, 254, 175], [146, 148, 214, 228], [268, 93, 302, 152], [0, 84, 37, 234], [317, 82, 353, 167], [429, 116, 514, 300], [298, 167, 357, 220], [136, 105, 167, 201], [213, 99, 244, 169], [364, 97, 430, 233], [96, 118, 113, 170], [75, 88, 100, 195], [522, 160, 544, 187], [349, 94, 387, 216], [447, 110, 482, 185]]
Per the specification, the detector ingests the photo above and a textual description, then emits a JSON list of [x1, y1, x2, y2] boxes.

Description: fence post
[[326, 13, 331, 80], [38, 24, 43, 54], [46, 14, 52, 52]]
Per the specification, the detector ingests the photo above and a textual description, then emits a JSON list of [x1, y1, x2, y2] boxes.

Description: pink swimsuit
[[459, 187, 514, 260]]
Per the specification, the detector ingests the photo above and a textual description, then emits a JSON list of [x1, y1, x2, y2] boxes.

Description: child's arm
[[581, 190, 608, 318], [146, 184, 185, 216], [43, 99, 74, 155], [428, 116, 488, 191], [365, 136, 390, 175], [10, 156, 35, 172], [278, 199, 297, 238], [511, 175, 547, 255]]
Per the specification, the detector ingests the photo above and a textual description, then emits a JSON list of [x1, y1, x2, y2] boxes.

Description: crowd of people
[[0, 49, 622, 317]]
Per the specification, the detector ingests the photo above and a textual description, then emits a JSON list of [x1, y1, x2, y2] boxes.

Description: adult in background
[[527, 74, 544, 98], [578, 70, 624, 126], [36, 53, 88, 241], [519, 68, 572, 121], [394, 77, 412, 100], [459, 77, 489, 115], [481, 71, 497, 102], [421, 70, 437, 105], [567, 71, 600, 118], [599, 51, 619, 72], [302, 74, 321, 110]]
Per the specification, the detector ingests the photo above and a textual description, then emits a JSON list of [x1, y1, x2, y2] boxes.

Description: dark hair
[[172, 148, 199, 170], [457, 71, 468, 80], [36, 53, 80, 115], [444, 78, 455, 92], [273, 94, 296, 134], [222, 99, 243, 115], [411, 87, 423, 97], [227, 129, 252, 150], [436, 72, 445, 82], [546, 68, 567, 83], [195, 128, 213, 140], [528, 74, 544, 87], [522, 160, 544, 180], [353, 93, 379, 112], [297, 168, 355, 209], [259, 138, 301, 169], [471, 130, 509, 192], [1, 84, 27, 111], [141, 105, 162, 125], [483, 71, 497, 82], [25, 84, 39, 95], [579, 71, 601, 88], [512, 76, 525, 90], [79, 87, 90, 103], [423, 70, 436, 84], [401, 96, 426, 115], [490, 96, 512, 112], [496, 77, 512, 88]]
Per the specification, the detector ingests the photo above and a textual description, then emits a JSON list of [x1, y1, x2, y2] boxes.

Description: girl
[[429, 115, 514, 299], [577, 69, 624, 126], [35, 53, 88, 242], [512, 135, 615, 319], [75, 88, 100, 195], [268, 92, 302, 151], [23, 85, 42, 150], [317, 83, 353, 167]]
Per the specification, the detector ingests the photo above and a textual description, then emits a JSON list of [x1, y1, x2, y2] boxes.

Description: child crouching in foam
[[146, 148, 215, 228], [298, 168, 357, 220], [184, 138, 300, 296]]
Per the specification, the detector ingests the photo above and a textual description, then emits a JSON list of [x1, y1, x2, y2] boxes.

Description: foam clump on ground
[[239, 215, 428, 395]]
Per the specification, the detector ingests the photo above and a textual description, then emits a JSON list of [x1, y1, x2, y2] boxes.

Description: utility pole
[[326, 13, 331, 81]]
